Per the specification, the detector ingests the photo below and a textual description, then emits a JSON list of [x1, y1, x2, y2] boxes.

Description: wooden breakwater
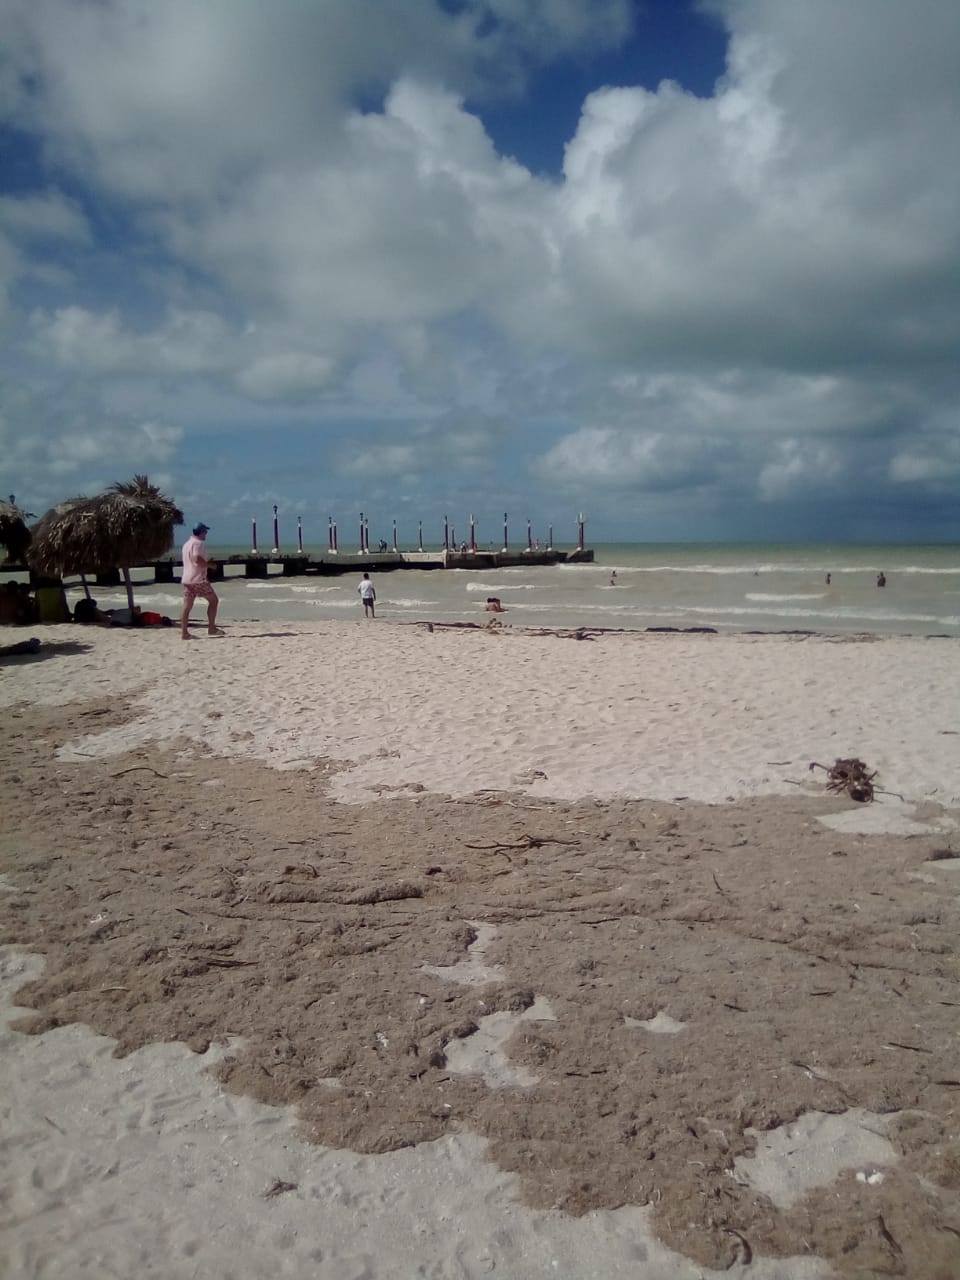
[[53, 545, 594, 586]]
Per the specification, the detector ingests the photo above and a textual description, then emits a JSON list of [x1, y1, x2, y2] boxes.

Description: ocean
[[63, 542, 960, 638]]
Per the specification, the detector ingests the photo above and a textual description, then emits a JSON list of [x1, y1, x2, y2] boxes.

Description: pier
[[85, 545, 594, 586]]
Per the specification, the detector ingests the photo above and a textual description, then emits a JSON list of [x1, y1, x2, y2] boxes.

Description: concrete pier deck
[[104, 546, 594, 584]]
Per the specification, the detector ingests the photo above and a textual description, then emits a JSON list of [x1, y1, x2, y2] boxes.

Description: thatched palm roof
[[27, 476, 184, 579], [0, 498, 32, 564]]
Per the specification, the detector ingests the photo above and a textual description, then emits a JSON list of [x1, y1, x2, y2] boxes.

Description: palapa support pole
[[251, 519, 258, 554], [328, 518, 333, 552], [392, 519, 398, 553], [527, 519, 533, 551], [359, 512, 365, 553], [271, 505, 279, 555], [503, 513, 508, 552], [548, 524, 553, 550], [469, 514, 476, 552], [577, 512, 585, 551], [122, 565, 135, 610], [332, 521, 338, 553], [418, 519, 423, 552], [363, 518, 370, 554], [297, 517, 303, 554], [443, 515, 449, 551]]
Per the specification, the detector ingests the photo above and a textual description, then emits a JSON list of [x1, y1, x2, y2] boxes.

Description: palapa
[[27, 475, 183, 608]]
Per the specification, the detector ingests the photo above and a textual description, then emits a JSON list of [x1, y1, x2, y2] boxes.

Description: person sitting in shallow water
[[485, 597, 506, 613]]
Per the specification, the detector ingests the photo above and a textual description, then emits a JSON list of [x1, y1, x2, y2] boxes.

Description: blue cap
[[193, 522, 210, 535]]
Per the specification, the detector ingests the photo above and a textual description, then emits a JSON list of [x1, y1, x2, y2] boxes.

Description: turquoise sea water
[[68, 542, 960, 638]]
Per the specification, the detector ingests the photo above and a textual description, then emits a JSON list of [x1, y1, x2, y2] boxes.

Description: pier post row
[[19, 513, 593, 587]]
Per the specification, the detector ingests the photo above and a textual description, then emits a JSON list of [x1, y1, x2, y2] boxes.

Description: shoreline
[[9, 538, 959, 640], [400, 617, 958, 640], [10, 608, 960, 641]]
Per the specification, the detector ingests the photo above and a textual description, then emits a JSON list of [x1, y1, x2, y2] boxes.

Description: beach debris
[[463, 833, 578, 852], [808, 756, 877, 802], [262, 1178, 298, 1199], [722, 1227, 753, 1266]]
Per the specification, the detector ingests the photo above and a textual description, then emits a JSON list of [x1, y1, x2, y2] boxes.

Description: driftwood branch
[[463, 833, 579, 852]]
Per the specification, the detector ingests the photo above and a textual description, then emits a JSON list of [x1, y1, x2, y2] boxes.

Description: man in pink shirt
[[180, 522, 223, 639]]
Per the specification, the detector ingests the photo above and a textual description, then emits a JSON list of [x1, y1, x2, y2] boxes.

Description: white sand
[[2, 622, 958, 1278], [3, 623, 958, 822]]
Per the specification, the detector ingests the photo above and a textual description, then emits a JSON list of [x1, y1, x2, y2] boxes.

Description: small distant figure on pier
[[378, 539, 388, 553], [485, 597, 506, 613], [609, 571, 618, 586], [825, 573, 831, 586], [358, 572, 377, 618], [876, 571, 886, 588]]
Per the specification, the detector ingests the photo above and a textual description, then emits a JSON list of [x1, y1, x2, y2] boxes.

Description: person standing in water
[[358, 572, 376, 618]]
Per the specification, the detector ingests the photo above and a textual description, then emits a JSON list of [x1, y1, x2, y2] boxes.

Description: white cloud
[[237, 353, 337, 401], [0, 191, 90, 242], [543, 0, 960, 366], [30, 306, 233, 376], [0, 0, 957, 536], [0, 0, 632, 201], [341, 444, 420, 477], [757, 439, 843, 502], [889, 427, 960, 485], [0, 375, 183, 510], [535, 426, 726, 491]]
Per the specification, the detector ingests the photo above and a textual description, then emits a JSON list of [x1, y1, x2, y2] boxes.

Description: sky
[[1, 0, 959, 547]]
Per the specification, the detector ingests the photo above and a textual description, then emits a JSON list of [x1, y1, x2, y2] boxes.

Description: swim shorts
[[183, 582, 218, 604]]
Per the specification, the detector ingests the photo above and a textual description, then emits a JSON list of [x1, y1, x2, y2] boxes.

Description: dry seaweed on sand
[[808, 756, 877, 802]]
